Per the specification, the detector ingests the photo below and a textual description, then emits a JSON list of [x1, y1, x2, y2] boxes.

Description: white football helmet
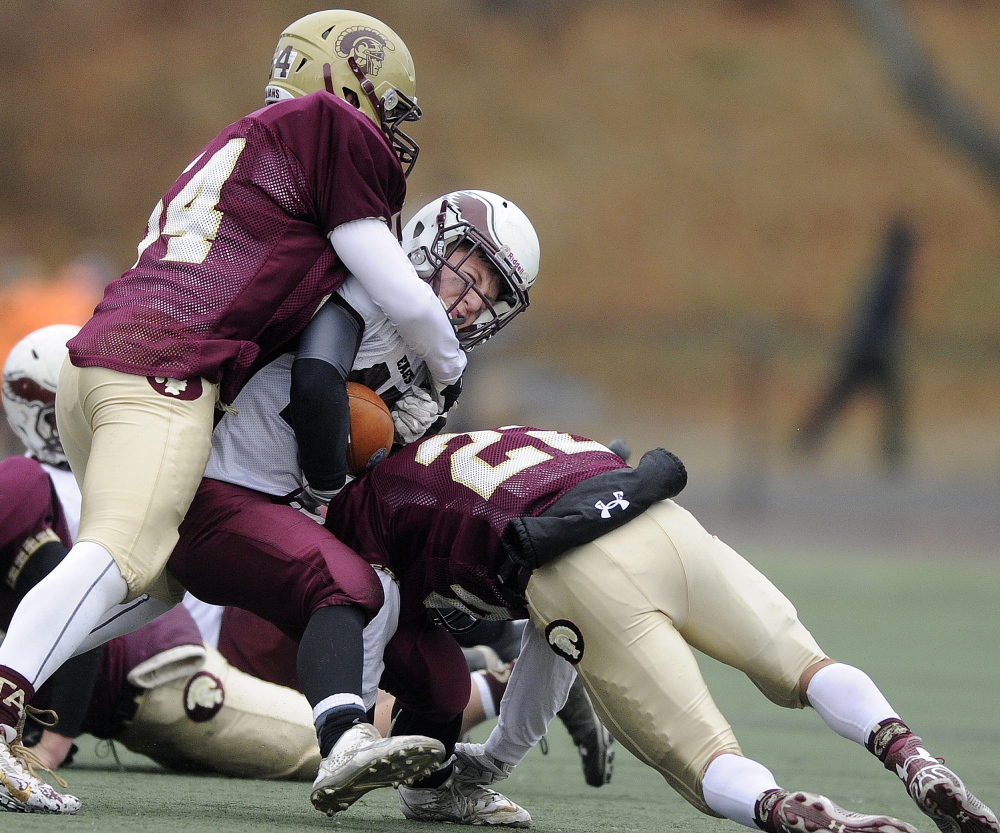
[[265, 10, 422, 175], [2, 324, 80, 467], [403, 191, 540, 349]]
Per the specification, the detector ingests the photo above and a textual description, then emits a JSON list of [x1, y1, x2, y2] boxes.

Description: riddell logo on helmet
[[335, 27, 393, 78]]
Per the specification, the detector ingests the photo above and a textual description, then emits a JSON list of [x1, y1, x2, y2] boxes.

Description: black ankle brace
[[316, 706, 367, 757], [865, 718, 912, 762]]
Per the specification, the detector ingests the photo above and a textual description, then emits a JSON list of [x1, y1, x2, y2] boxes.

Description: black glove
[[434, 377, 463, 413]]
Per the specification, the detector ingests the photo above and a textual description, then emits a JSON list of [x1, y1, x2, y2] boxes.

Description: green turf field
[[13, 543, 1000, 832]]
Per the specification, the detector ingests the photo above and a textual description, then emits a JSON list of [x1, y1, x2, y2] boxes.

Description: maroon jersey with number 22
[[325, 426, 626, 623]]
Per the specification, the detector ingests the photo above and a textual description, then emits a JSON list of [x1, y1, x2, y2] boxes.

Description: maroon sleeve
[[0, 456, 60, 553], [0, 456, 70, 626]]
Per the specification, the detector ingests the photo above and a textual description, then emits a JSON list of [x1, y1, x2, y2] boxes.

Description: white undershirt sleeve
[[483, 622, 577, 766], [328, 219, 466, 388]]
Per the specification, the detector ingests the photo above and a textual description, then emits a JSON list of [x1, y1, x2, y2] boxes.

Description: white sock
[[0, 541, 128, 688], [313, 694, 366, 726], [806, 663, 899, 746], [702, 753, 780, 828]]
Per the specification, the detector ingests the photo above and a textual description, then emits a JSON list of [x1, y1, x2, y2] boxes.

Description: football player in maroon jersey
[[158, 189, 541, 820], [0, 9, 464, 813], [0, 326, 509, 799], [320, 426, 998, 833]]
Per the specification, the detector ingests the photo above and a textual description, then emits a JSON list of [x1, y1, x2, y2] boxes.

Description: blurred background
[[3, 0, 1000, 553]]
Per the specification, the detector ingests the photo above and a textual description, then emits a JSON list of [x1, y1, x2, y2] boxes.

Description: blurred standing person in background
[[796, 217, 915, 471], [0, 9, 466, 813]]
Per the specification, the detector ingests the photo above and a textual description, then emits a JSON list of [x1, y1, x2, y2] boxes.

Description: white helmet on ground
[[2, 324, 80, 467], [402, 190, 540, 349]]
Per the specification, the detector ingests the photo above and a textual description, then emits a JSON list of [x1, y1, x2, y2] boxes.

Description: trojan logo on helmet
[[334, 26, 393, 78], [265, 10, 422, 175]]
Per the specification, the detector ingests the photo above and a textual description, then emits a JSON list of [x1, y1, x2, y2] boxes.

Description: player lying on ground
[[319, 425, 999, 833], [0, 8, 467, 815]]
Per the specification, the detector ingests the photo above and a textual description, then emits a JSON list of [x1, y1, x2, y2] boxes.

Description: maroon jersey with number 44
[[68, 91, 406, 403], [325, 427, 627, 623]]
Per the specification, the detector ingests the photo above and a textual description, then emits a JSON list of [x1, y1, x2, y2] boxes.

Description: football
[[346, 382, 394, 476]]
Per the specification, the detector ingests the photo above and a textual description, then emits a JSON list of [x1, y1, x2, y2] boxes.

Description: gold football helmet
[[265, 10, 422, 175]]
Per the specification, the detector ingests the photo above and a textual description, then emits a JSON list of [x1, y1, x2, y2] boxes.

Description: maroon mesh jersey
[[325, 427, 626, 622], [0, 456, 72, 625], [69, 92, 407, 403]]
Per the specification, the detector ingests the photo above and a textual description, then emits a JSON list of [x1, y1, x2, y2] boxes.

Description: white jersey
[[204, 275, 430, 496]]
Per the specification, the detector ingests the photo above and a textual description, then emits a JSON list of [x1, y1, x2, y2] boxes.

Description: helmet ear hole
[[342, 88, 360, 108]]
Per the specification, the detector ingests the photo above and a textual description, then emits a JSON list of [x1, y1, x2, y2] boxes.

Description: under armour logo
[[828, 823, 847, 833], [154, 377, 187, 396], [595, 491, 629, 518]]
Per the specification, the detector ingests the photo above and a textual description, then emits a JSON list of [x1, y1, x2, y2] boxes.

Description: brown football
[[346, 382, 394, 476]]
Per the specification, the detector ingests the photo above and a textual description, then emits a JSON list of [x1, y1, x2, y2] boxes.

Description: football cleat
[[556, 675, 614, 787], [884, 734, 999, 833], [398, 775, 532, 827], [310, 723, 445, 816], [759, 790, 920, 833], [0, 738, 80, 814]]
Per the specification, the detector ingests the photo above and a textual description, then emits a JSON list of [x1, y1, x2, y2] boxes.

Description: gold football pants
[[115, 645, 320, 780], [525, 499, 826, 815], [57, 361, 217, 602]]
